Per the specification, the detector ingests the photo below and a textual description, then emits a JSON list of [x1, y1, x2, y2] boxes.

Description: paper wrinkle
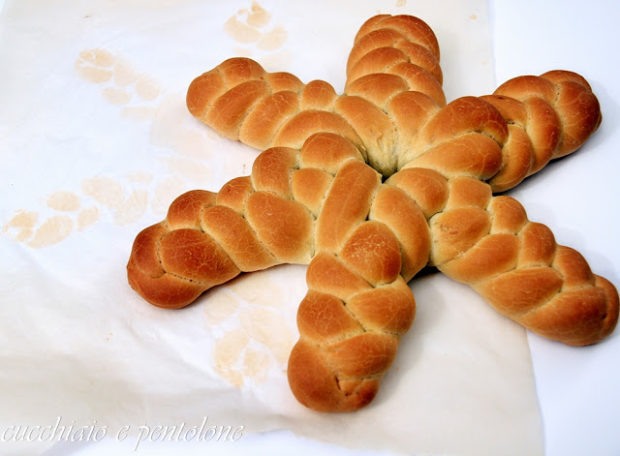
[[0, 1, 542, 455]]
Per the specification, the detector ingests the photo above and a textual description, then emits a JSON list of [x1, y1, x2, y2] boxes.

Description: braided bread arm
[[403, 174, 619, 346], [127, 133, 365, 308], [344, 14, 442, 105], [287, 159, 429, 411], [346, 14, 441, 87], [482, 70, 602, 191], [398, 70, 601, 191]]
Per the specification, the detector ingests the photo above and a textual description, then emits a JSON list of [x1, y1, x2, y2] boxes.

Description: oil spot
[[204, 290, 241, 325], [135, 76, 160, 101], [82, 177, 126, 209], [75, 48, 162, 111], [224, 1, 287, 52], [396, 0, 406, 6], [113, 189, 148, 225], [75, 49, 114, 83], [77, 207, 99, 231], [245, 1, 271, 28], [257, 27, 287, 51], [3, 211, 37, 242], [28, 215, 74, 248], [242, 347, 272, 381], [10, 50, 190, 248], [225, 16, 262, 43], [214, 329, 249, 387], [75, 66, 112, 84], [102, 87, 132, 105], [240, 307, 293, 364], [4, 210, 38, 230], [227, 271, 282, 305], [112, 59, 140, 87], [47, 191, 81, 212], [80, 48, 115, 67], [206, 270, 296, 387], [15, 229, 34, 242]]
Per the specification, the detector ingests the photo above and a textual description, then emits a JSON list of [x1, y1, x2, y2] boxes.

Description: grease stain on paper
[[2, 179, 148, 247], [74, 47, 215, 182], [82, 177, 126, 209], [28, 216, 74, 248], [225, 1, 290, 68], [3, 194, 101, 247], [205, 271, 295, 387], [74, 49, 114, 83], [81, 177, 149, 226], [47, 191, 81, 212], [3, 45, 218, 248], [75, 48, 162, 120], [2, 211, 38, 242]]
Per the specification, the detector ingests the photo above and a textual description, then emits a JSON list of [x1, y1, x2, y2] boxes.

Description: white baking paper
[[0, 1, 543, 455]]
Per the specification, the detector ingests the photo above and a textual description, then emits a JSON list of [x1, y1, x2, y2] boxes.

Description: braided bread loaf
[[127, 14, 618, 412]]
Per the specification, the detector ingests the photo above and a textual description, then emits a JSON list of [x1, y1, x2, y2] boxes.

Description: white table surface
[[2, 1, 618, 455]]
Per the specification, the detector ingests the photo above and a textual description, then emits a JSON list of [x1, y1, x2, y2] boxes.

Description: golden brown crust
[[492, 70, 602, 175], [306, 252, 372, 300], [291, 168, 332, 215], [347, 280, 415, 334], [158, 229, 239, 285], [316, 160, 380, 252], [347, 14, 441, 82], [296, 291, 363, 343], [287, 339, 381, 412], [216, 177, 253, 213], [245, 192, 313, 263], [369, 185, 430, 281], [340, 221, 402, 286], [387, 167, 449, 218], [201, 205, 276, 271]]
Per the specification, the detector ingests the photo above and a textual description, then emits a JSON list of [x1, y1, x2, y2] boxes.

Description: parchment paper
[[0, 1, 543, 454]]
